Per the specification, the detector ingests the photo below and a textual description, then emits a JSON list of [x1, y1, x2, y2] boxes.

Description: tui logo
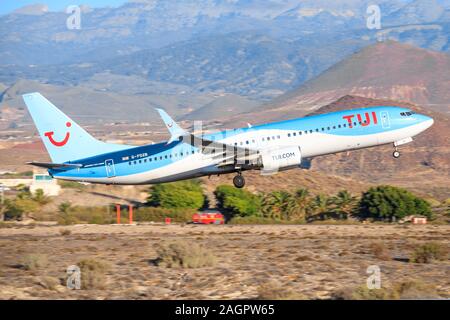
[[44, 122, 71, 147], [343, 112, 378, 128]]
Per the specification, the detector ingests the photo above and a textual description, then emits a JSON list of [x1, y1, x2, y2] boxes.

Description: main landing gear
[[233, 173, 245, 188]]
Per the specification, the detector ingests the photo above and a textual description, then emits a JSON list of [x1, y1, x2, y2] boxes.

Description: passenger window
[[293, 132, 297, 136], [128, 162, 131, 165], [310, 130, 313, 133], [333, 126, 336, 129], [288, 133, 291, 137], [299, 131, 302, 135], [267, 137, 270, 141], [338, 125, 341, 128]]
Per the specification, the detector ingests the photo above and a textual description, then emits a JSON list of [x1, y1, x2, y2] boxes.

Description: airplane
[[22, 92, 434, 188]]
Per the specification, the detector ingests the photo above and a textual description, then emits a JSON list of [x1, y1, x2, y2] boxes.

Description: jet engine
[[258, 146, 302, 174]]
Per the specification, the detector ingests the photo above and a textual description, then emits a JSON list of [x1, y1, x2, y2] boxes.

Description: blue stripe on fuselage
[[50, 106, 420, 179]]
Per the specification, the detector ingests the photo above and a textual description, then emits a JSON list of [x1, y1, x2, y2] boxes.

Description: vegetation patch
[[59, 229, 72, 236], [358, 185, 432, 221], [153, 241, 216, 268], [21, 254, 48, 271], [333, 280, 439, 300], [256, 281, 305, 300], [215, 185, 260, 217], [78, 258, 110, 290], [369, 242, 391, 261], [37, 276, 60, 290], [147, 180, 206, 209], [410, 242, 447, 263]]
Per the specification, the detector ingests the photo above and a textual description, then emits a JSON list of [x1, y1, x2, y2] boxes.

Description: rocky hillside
[[227, 41, 450, 127]]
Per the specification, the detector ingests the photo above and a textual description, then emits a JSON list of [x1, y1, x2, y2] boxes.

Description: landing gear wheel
[[233, 174, 245, 188], [393, 150, 400, 158]]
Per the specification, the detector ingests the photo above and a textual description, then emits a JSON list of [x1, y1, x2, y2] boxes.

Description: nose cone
[[422, 115, 434, 129], [417, 114, 434, 131]]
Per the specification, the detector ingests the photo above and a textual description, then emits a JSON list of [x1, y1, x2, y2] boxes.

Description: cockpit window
[[400, 111, 415, 117]]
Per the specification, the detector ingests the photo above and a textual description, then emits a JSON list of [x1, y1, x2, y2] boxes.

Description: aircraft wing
[[26, 161, 83, 170], [155, 109, 260, 168], [181, 134, 260, 168]]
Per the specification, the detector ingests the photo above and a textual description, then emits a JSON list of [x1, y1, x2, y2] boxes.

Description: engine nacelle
[[259, 146, 302, 174]]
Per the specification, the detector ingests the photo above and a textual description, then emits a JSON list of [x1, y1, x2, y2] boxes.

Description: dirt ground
[[0, 223, 448, 300]]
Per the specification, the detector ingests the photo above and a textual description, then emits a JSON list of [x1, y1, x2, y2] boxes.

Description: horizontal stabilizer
[[26, 161, 83, 170]]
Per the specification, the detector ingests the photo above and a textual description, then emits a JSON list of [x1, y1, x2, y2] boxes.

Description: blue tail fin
[[23, 92, 133, 163]]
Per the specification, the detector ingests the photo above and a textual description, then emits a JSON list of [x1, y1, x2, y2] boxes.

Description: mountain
[[226, 41, 450, 126], [1, 0, 450, 102], [0, 77, 256, 125]]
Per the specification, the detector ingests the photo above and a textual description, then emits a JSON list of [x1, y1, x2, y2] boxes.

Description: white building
[[29, 173, 61, 196]]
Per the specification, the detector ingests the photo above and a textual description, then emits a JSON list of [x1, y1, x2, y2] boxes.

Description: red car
[[192, 212, 225, 224]]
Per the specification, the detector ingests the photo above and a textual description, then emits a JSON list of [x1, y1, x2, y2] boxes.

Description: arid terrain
[[0, 223, 448, 300]]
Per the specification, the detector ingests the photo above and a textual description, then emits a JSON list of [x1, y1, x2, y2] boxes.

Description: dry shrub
[[370, 242, 391, 261], [37, 276, 60, 290], [257, 281, 305, 300], [410, 242, 447, 263], [295, 255, 312, 262], [393, 280, 439, 299], [77, 258, 110, 290], [333, 280, 439, 300], [22, 254, 48, 271], [59, 229, 71, 236], [154, 241, 216, 268]]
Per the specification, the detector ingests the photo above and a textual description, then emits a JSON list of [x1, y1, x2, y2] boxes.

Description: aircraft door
[[380, 111, 390, 129], [105, 159, 116, 178]]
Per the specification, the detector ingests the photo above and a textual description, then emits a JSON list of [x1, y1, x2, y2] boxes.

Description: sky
[[0, 0, 128, 15]]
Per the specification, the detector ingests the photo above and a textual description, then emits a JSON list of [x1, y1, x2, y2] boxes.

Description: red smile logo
[[44, 122, 71, 147]]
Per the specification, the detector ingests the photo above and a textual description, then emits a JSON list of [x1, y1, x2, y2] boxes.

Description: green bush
[[134, 207, 195, 223], [57, 204, 115, 225], [147, 180, 206, 209], [410, 242, 447, 263], [214, 185, 260, 217], [154, 241, 216, 268], [358, 185, 432, 221]]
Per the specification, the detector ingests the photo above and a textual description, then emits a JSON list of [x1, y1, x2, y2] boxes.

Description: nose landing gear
[[233, 173, 245, 188], [393, 148, 400, 158]]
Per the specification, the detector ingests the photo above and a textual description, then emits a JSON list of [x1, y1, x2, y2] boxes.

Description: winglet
[[155, 108, 187, 143]]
